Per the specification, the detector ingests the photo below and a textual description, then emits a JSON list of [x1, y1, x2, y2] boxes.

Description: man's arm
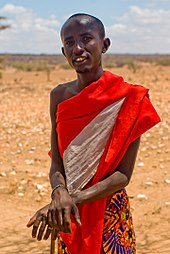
[[27, 86, 81, 241], [72, 137, 140, 204], [49, 87, 66, 188], [48, 87, 81, 233]]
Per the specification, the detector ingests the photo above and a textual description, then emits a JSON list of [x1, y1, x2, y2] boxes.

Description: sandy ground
[[0, 63, 170, 254]]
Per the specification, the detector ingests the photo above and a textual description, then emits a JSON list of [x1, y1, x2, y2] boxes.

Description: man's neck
[[76, 67, 104, 90]]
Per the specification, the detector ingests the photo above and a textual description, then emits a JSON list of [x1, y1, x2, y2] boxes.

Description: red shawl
[[55, 71, 160, 253]]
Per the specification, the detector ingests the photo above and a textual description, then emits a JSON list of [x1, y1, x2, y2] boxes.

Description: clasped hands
[[27, 187, 81, 241]]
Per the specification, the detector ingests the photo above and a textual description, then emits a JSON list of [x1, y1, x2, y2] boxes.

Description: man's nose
[[73, 41, 84, 54]]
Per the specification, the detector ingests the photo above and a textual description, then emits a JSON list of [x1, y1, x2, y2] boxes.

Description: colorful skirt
[[58, 189, 136, 254]]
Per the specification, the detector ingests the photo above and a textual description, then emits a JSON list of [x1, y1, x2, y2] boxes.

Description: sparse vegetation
[[9, 61, 55, 81], [58, 61, 72, 70], [11, 62, 52, 72], [156, 58, 170, 66], [126, 59, 139, 73], [0, 53, 170, 73]]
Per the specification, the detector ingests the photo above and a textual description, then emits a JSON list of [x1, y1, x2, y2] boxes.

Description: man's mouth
[[73, 57, 87, 64]]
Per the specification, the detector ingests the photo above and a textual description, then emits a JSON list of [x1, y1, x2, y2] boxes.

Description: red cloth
[[54, 71, 160, 253]]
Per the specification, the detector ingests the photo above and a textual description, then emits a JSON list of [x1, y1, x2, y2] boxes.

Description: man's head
[[60, 13, 110, 74], [60, 13, 105, 40]]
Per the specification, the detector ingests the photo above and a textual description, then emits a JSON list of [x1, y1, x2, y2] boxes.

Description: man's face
[[61, 17, 104, 74]]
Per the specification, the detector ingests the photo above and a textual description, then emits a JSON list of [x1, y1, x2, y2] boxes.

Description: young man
[[27, 13, 160, 254]]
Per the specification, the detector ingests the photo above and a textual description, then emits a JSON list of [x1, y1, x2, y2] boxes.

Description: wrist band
[[51, 184, 68, 198]]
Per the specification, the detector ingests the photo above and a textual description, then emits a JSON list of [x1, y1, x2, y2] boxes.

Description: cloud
[[0, 4, 61, 54], [0, 4, 170, 54], [106, 6, 170, 54], [1, 3, 26, 14]]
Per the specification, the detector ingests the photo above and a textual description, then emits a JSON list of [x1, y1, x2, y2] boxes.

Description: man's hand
[[27, 204, 58, 241], [48, 187, 81, 234]]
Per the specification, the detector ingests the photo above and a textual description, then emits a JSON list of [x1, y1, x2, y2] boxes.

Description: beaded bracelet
[[51, 184, 68, 198]]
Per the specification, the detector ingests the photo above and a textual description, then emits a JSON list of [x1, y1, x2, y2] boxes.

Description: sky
[[0, 0, 170, 54]]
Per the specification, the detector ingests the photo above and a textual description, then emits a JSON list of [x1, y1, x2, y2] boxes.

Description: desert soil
[[0, 63, 170, 254]]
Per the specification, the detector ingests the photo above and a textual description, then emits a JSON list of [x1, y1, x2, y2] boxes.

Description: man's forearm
[[49, 162, 66, 189], [72, 171, 129, 205]]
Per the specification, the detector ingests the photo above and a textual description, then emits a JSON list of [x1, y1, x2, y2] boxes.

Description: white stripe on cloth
[[63, 97, 125, 194]]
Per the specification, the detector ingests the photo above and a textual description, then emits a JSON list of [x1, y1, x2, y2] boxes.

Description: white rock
[[137, 194, 148, 200], [18, 193, 24, 197], [145, 181, 153, 186], [165, 202, 170, 206], [25, 159, 34, 165], [40, 192, 46, 196], [0, 172, 7, 177], [36, 184, 43, 190], [145, 133, 151, 137], [165, 179, 170, 184], [141, 147, 146, 152], [158, 144, 165, 148], [138, 162, 144, 167], [36, 172, 47, 178], [20, 179, 27, 185], [18, 186, 23, 190], [9, 170, 16, 175]]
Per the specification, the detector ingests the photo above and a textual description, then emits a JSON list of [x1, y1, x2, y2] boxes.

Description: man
[[27, 13, 160, 254]]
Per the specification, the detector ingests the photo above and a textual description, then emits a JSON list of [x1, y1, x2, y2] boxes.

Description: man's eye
[[83, 36, 92, 43], [65, 40, 74, 47]]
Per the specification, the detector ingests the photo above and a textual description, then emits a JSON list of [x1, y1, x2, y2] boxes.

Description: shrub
[[59, 62, 72, 70]]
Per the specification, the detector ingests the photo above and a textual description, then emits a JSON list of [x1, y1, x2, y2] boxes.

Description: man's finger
[[37, 217, 47, 241], [26, 215, 36, 227], [63, 209, 71, 233], [51, 209, 58, 227], [56, 208, 63, 228], [32, 216, 42, 238], [43, 225, 52, 240], [72, 205, 81, 227], [47, 210, 52, 227]]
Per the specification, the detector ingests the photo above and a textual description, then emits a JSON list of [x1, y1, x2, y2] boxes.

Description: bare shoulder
[[50, 80, 77, 106]]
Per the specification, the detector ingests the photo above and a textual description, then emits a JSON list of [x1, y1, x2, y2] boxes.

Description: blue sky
[[0, 0, 170, 54]]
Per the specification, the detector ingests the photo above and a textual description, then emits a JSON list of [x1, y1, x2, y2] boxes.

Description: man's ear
[[102, 38, 111, 53], [61, 47, 66, 57]]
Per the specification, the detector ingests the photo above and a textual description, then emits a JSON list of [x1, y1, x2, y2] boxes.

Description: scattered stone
[[137, 194, 148, 200], [158, 144, 164, 148], [20, 179, 27, 185], [36, 184, 43, 190], [25, 159, 34, 165], [40, 192, 46, 197], [18, 192, 24, 197], [145, 181, 153, 186], [18, 186, 23, 190], [9, 170, 17, 175], [164, 179, 170, 184], [146, 132, 151, 137], [0, 172, 7, 177], [36, 172, 47, 178], [137, 162, 144, 167]]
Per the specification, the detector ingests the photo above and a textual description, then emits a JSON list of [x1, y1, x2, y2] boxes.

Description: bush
[[126, 59, 139, 73], [11, 62, 54, 72], [59, 62, 72, 70]]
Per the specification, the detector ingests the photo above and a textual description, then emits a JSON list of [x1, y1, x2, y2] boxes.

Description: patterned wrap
[[58, 189, 136, 254]]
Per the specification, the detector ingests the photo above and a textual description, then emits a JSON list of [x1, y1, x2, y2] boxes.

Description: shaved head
[[60, 13, 105, 39]]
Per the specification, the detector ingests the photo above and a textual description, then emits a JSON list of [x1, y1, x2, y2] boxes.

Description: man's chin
[[75, 67, 89, 74]]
